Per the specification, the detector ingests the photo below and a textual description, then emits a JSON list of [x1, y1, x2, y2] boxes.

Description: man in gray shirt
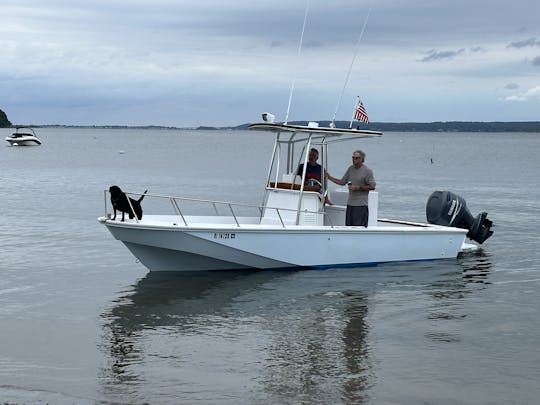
[[326, 149, 376, 226]]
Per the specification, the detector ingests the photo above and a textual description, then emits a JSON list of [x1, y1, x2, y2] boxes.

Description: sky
[[1, 0, 539, 127]]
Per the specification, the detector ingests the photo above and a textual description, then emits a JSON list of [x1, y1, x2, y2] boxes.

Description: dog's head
[[109, 185, 122, 197]]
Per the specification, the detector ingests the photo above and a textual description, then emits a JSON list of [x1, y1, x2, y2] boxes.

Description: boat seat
[[268, 182, 319, 192]]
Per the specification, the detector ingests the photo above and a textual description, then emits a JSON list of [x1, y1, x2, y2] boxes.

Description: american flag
[[354, 101, 369, 124]]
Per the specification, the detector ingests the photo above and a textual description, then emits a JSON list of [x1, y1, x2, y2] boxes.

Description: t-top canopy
[[248, 122, 382, 143]]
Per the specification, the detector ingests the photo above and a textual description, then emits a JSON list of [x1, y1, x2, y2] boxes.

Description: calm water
[[0, 127, 539, 404]]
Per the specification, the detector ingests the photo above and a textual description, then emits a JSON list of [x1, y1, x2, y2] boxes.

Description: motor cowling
[[426, 191, 493, 244]]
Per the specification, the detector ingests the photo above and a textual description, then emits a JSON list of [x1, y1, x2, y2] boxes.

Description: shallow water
[[0, 128, 539, 404]]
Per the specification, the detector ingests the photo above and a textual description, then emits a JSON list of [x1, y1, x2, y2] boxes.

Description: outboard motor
[[426, 191, 493, 244]]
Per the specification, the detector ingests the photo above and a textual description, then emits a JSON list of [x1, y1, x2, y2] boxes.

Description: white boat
[[98, 4, 493, 272], [98, 121, 493, 272], [5, 126, 42, 146]]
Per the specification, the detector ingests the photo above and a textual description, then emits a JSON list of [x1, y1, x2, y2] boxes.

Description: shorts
[[345, 205, 369, 227]]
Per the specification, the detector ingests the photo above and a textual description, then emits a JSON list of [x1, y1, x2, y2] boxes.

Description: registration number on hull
[[213, 233, 236, 239]]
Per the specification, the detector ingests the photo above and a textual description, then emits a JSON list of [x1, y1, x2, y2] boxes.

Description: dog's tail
[[138, 190, 148, 202]]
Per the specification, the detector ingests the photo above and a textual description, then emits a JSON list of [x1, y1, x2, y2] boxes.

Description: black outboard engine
[[426, 191, 493, 244]]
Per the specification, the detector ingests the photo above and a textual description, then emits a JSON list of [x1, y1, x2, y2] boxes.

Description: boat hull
[[99, 216, 468, 272], [5, 136, 41, 146]]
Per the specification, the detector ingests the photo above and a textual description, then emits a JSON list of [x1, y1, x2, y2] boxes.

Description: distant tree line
[[3, 110, 539, 132], [362, 121, 540, 132], [232, 121, 540, 132], [0, 109, 11, 127]]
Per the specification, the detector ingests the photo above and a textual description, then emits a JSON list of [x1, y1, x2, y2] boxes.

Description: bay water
[[0, 127, 539, 404]]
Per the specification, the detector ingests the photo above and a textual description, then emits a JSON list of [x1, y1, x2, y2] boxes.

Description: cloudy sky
[[1, 0, 539, 127]]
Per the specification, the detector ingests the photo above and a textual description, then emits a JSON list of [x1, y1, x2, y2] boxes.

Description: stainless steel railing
[[103, 190, 334, 228]]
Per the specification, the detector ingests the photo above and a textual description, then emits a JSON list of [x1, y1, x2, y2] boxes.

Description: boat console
[[261, 183, 324, 226]]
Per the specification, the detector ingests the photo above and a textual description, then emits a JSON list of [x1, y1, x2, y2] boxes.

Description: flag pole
[[349, 96, 360, 128]]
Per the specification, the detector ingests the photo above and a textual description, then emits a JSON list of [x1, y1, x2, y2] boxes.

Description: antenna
[[330, 5, 372, 128], [284, 0, 310, 125]]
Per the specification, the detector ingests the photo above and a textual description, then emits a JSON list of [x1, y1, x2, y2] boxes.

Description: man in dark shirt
[[297, 148, 322, 186]]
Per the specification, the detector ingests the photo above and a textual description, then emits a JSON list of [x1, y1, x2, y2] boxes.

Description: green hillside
[[0, 109, 12, 127]]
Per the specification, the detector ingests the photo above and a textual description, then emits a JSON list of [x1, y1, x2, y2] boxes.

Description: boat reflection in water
[[423, 250, 493, 343], [459, 249, 493, 284], [98, 254, 491, 403], [98, 269, 374, 403], [99, 271, 267, 384]]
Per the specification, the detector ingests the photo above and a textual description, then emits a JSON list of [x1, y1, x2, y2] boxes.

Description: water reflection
[[104, 271, 266, 330], [424, 250, 493, 343], [99, 270, 375, 404], [99, 270, 277, 398], [98, 254, 492, 403], [459, 248, 493, 284], [341, 292, 372, 403], [255, 289, 372, 404]]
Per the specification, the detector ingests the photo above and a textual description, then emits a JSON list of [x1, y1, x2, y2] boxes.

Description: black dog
[[109, 185, 147, 221]]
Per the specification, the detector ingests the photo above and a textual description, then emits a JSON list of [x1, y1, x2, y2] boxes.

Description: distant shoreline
[[5, 121, 540, 132]]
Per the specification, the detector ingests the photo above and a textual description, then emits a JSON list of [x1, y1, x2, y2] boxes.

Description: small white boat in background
[[98, 121, 493, 272], [5, 126, 42, 146]]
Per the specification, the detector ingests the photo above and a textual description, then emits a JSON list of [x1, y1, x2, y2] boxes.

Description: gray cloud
[[470, 46, 485, 53], [533, 56, 540, 66], [507, 37, 540, 49], [504, 85, 540, 102], [304, 40, 323, 49], [420, 48, 466, 62], [505, 83, 520, 90]]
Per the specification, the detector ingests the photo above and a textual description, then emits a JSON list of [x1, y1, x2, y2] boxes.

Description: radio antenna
[[284, 0, 310, 124], [330, 5, 372, 128]]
